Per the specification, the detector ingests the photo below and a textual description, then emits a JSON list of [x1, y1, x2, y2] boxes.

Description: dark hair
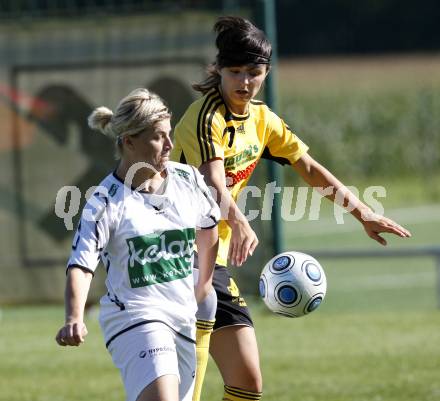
[[193, 16, 272, 94]]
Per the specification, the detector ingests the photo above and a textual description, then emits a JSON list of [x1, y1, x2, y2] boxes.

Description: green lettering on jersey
[[126, 228, 195, 288], [175, 168, 190, 181], [224, 145, 259, 170]]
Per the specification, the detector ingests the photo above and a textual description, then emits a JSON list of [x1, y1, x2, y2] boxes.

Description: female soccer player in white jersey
[[55, 88, 220, 401], [171, 16, 412, 401]]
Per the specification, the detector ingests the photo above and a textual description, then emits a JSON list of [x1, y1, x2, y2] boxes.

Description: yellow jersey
[[171, 87, 309, 266]]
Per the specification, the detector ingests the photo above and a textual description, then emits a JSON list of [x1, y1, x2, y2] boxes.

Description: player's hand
[[228, 219, 259, 266], [362, 212, 411, 246], [55, 321, 88, 347]]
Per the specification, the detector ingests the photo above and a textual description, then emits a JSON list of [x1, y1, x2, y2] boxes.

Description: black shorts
[[211, 264, 254, 331]]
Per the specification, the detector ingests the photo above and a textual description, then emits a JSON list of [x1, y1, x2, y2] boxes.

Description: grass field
[[1, 272, 439, 401], [2, 214, 438, 401], [2, 207, 440, 401]]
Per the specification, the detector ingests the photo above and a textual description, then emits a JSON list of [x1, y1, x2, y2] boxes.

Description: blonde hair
[[88, 88, 171, 158]]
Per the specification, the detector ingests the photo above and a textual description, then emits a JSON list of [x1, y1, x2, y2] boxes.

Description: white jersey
[[67, 161, 220, 347]]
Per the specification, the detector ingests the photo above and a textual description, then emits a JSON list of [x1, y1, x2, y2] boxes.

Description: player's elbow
[[293, 154, 327, 186], [195, 282, 214, 304]]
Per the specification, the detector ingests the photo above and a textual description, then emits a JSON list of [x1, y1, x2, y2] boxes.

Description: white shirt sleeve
[[67, 191, 112, 274], [191, 167, 221, 229]]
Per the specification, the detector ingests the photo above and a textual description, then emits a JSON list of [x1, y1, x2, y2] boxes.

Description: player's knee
[[227, 370, 263, 393], [196, 286, 217, 321], [245, 372, 263, 393]]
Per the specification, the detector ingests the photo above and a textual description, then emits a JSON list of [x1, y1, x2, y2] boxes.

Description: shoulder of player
[[175, 89, 225, 137], [249, 99, 274, 117], [85, 173, 126, 211], [190, 89, 226, 123], [78, 173, 118, 224], [250, 98, 266, 107], [167, 161, 198, 185], [249, 100, 285, 128]]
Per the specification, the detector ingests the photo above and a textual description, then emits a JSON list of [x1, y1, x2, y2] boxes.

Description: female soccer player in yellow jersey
[[171, 16, 411, 401]]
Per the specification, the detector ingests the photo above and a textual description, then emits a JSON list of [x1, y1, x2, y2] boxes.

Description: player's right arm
[[55, 186, 112, 346], [55, 267, 92, 347], [199, 160, 258, 267]]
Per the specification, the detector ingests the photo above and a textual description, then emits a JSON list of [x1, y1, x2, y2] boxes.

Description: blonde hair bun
[[88, 106, 114, 137]]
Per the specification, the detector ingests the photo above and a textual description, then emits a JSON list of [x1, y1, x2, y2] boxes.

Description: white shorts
[[108, 322, 196, 401]]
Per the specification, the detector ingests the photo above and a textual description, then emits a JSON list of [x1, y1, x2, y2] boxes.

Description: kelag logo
[[126, 228, 195, 288]]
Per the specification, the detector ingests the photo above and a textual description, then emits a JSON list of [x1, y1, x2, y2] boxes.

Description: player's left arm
[[195, 227, 219, 303], [193, 167, 220, 302], [292, 153, 411, 245]]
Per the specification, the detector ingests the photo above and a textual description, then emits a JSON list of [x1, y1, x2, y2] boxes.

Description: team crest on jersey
[[174, 168, 190, 182], [109, 183, 119, 197], [126, 228, 195, 288]]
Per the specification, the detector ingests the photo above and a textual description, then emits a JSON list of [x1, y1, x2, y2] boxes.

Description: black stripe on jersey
[[228, 113, 249, 121], [261, 146, 292, 166], [197, 89, 222, 163], [94, 221, 104, 252], [93, 192, 109, 206], [108, 292, 125, 311], [112, 171, 126, 185], [205, 99, 223, 160], [200, 215, 219, 229], [105, 319, 196, 348], [102, 252, 111, 273], [66, 264, 95, 276], [224, 108, 233, 122], [223, 103, 250, 121], [226, 126, 235, 148], [179, 151, 187, 164], [72, 220, 81, 250], [196, 88, 217, 162]]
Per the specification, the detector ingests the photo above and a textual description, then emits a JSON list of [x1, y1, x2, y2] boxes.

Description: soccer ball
[[259, 251, 327, 318]]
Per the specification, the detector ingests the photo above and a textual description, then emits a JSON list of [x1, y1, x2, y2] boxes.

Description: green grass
[[2, 261, 440, 401], [0, 306, 123, 401]]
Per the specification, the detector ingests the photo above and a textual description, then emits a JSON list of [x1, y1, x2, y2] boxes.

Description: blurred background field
[[278, 55, 440, 188], [0, 1, 439, 401]]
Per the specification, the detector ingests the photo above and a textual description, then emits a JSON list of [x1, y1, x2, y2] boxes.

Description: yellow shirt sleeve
[[173, 105, 226, 168], [265, 111, 309, 165]]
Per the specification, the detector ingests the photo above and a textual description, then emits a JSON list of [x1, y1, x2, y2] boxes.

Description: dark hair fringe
[[192, 63, 221, 95]]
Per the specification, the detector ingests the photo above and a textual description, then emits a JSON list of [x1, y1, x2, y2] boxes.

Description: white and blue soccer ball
[[259, 251, 327, 318]]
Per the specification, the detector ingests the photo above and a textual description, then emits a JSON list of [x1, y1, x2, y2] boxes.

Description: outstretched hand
[[228, 219, 259, 267], [55, 321, 88, 347], [362, 213, 411, 246]]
